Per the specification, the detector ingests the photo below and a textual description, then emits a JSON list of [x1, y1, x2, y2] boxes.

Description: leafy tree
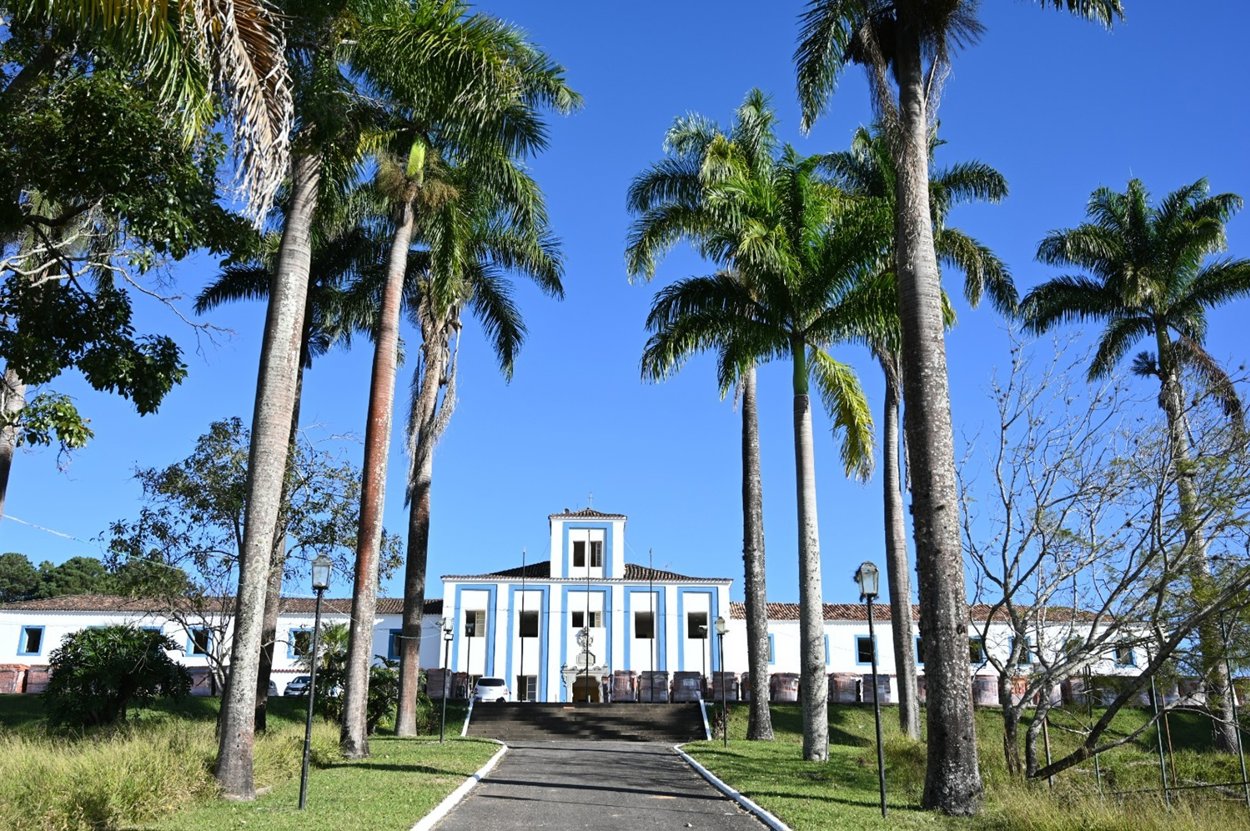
[[220, 0, 576, 790], [44, 625, 191, 729], [0, 551, 40, 602], [820, 123, 1012, 739], [793, 0, 1122, 813], [1021, 178, 1250, 752], [36, 556, 112, 598], [299, 622, 401, 735], [640, 131, 884, 761], [626, 90, 782, 741]]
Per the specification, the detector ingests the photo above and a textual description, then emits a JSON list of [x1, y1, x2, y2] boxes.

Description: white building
[[0, 507, 1143, 701]]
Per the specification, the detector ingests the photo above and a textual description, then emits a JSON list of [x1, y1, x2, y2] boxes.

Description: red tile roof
[[729, 601, 1100, 623], [0, 594, 442, 616], [445, 561, 728, 583], [547, 507, 627, 520]]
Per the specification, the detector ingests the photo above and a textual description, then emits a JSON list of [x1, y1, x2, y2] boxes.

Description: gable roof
[[548, 507, 627, 520], [444, 560, 729, 583], [0, 594, 443, 616]]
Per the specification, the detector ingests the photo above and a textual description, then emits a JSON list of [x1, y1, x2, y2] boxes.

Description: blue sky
[[4, 1, 1248, 605]]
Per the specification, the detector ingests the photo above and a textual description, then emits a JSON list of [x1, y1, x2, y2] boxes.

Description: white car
[[472, 676, 512, 703]]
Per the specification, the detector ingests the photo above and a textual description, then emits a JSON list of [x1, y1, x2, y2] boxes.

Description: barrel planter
[[739, 672, 752, 701], [0, 665, 26, 695], [863, 673, 892, 704], [711, 671, 739, 702], [672, 671, 703, 702], [425, 668, 450, 699], [916, 674, 927, 704], [1060, 676, 1090, 707], [829, 672, 860, 704], [770, 672, 800, 702], [612, 670, 638, 702], [638, 671, 670, 703], [972, 675, 998, 707]]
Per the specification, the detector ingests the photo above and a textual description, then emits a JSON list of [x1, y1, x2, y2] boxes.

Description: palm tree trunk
[[0, 367, 26, 521], [893, 12, 982, 815], [741, 364, 774, 740], [1155, 332, 1237, 752], [341, 197, 416, 757], [395, 322, 447, 736], [256, 352, 307, 732], [791, 342, 828, 761], [216, 149, 322, 799], [881, 354, 919, 740]]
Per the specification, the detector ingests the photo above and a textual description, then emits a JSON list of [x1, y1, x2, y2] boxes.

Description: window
[[188, 628, 212, 656], [571, 610, 601, 628], [17, 626, 43, 656], [1011, 636, 1033, 666], [519, 610, 539, 638], [634, 611, 654, 639], [572, 540, 586, 568], [824, 635, 831, 665], [387, 629, 402, 661], [464, 610, 484, 638], [1113, 643, 1136, 667], [687, 611, 708, 639], [767, 634, 776, 664], [855, 636, 875, 665], [969, 637, 986, 664], [516, 675, 538, 701], [589, 540, 603, 568], [289, 628, 313, 659], [916, 637, 925, 666]]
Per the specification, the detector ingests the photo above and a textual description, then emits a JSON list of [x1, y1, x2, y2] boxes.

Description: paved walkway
[[433, 741, 767, 830]]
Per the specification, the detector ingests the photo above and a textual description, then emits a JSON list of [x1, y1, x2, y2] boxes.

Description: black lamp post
[[714, 615, 727, 747], [440, 617, 454, 743], [298, 553, 332, 810], [855, 560, 887, 818]]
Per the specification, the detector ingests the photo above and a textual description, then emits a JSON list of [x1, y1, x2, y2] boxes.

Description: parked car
[[284, 675, 311, 696], [472, 676, 512, 703]]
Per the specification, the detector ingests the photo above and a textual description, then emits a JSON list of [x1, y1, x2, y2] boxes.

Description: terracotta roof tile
[[729, 601, 1100, 623], [446, 561, 727, 583], [547, 507, 627, 520], [0, 594, 441, 616]]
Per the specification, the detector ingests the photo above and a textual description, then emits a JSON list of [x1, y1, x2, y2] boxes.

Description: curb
[[673, 744, 792, 831], [409, 740, 507, 831]]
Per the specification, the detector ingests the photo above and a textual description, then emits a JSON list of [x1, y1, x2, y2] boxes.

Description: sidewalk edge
[[673, 743, 792, 831], [409, 740, 507, 831]]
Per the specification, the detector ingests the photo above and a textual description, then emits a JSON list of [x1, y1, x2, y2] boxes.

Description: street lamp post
[[855, 561, 887, 818], [440, 617, 454, 743], [298, 553, 333, 810], [714, 616, 727, 748]]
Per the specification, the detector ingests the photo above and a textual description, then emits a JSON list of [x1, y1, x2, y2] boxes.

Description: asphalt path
[[433, 740, 767, 830]]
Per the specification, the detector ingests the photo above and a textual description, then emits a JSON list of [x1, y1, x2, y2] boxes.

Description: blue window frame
[[187, 628, 212, 656], [767, 634, 776, 664], [969, 636, 986, 664], [1113, 643, 1137, 668], [1010, 636, 1033, 666], [387, 628, 403, 661], [855, 635, 875, 666], [17, 625, 44, 656], [823, 634, 830, 665], [916, 637, 924, 666], [288, 628, 314, 660]]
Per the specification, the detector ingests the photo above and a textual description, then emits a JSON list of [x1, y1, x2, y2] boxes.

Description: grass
[[687, 703, 1250, 831], [0, 694, 489, 831]]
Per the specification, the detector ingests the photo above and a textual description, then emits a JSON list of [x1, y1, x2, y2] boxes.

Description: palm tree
[[793, 1, 1122, 813], [195, 209, 384, 731], [6, 0, 293, 221], [626, 90, 779, 741], [1021, 178, 1250, 753], [642, 141, 884, 762], [820, 124, 1013, 740], [218, 0, 570, 797], [391, 157, 564, 736], [337, 56, 576, 757]]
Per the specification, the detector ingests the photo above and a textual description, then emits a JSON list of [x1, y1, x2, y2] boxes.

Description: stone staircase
[[464, 702, 707, 743]]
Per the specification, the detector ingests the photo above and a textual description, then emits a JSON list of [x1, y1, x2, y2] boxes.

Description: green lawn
[[145, 736, 498, 831], [687, 704, 1250, 831]]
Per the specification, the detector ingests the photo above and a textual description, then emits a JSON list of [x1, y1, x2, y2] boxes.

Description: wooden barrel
[[971, 675, 997, 706], [672, 671, 703, 702], [638, 671, 670, 703], [770, 672, 800, 702], [916, 674, 927, 704], [829, 672, 860, 704], [739, 672, 752, 701], [863, 673, 892, 704], [710, 671, 739, 701], [612, 670, 637, 702]]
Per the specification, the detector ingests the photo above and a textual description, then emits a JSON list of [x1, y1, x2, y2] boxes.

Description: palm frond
[[1019, 275, 1119, 334], [1088, 315, 1153, 380], [810, 348, 874, 481]]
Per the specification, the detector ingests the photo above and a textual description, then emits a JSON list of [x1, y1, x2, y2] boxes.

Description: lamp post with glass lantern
[[714, 616, 727, 747], [298, 553, 332, 810], [440, 617, 454, 743], [854, 561, 887, 818]]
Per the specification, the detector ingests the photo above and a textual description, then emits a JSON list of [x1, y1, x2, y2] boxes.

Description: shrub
[[44, 625, 190, 728]]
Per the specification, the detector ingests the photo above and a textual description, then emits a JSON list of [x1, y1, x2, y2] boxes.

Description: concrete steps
[[465, 702, 707, 743]]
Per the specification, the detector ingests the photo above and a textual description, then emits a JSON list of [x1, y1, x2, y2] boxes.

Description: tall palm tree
[[1021, 178, 1250, 753], [820, 124, 1013, 740], [626, 90, 779, 741], [391, 157, 564, 736], [218, 0, 569, 797], [793, 1, 1121, 813], [337, 56, 576, 757], [6, 0, 293, 221], [642, 142, 884, 762]]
